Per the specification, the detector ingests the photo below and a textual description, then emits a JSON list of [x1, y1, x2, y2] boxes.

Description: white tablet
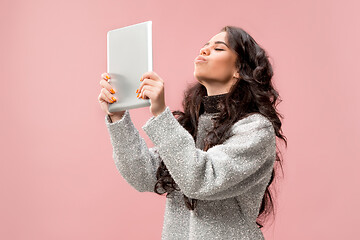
[[107, 21, 152, 112]]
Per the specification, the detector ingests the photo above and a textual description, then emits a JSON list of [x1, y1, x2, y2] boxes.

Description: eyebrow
[[203, 41, 229, 48]]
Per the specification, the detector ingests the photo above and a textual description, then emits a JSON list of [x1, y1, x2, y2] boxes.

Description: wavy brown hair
[[153, 25, 287, 228]]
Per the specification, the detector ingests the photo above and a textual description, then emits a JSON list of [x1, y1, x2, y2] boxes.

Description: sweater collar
[[202, 93, 228, 114]]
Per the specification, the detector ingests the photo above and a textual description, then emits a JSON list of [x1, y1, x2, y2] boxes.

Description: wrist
[[109, 111, 125, 122], [153, 106, 167, 117]]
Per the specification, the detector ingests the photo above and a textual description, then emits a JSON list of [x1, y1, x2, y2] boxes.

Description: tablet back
[[107, 21, 152, 112]]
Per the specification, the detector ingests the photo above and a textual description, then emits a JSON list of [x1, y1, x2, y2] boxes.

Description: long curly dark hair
[[153, 25, 287, 228]]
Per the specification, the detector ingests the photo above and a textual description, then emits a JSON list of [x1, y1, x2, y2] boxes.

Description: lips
[[194, 55, 207, 62]]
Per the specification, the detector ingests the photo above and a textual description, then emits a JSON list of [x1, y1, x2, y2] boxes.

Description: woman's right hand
[[98, 72, 125, 119]]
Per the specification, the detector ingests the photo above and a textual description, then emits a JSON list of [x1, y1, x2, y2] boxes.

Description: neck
[[202, 93, 228, 114], [206, 91, 228, 96], [199, 77, 236, 96], [205, 87, 230, 96]]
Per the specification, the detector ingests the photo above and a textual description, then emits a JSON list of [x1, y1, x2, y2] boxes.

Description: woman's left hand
[[137, 71, 167, 117]]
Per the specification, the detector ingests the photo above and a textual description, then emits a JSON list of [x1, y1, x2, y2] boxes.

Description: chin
[[194, 70, 205, 79], [194, 73, 202, 83]]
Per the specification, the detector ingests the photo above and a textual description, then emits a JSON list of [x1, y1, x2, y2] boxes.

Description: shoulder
[[231, 113, 274, 134]]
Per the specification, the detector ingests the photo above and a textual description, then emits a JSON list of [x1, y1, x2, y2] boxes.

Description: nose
[[200, 46, 210, 56]]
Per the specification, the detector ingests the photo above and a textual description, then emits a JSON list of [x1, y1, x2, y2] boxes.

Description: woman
[[98, 25, 287, 240]]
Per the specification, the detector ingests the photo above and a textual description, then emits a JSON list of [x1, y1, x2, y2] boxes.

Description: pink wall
[[1, 0, 359, 239]]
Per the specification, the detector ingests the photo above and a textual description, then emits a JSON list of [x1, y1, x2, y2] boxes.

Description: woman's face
[[194, 31, 239, 90]]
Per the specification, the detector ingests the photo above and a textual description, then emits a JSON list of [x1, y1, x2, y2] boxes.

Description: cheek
[[212, 56, 234, 73]]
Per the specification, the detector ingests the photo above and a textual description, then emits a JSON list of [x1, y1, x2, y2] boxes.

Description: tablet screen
[[107, 21, 152, 112]]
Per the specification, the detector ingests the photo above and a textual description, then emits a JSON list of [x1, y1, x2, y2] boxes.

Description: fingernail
[[106, 75, 110, 79], [137, 93, 139, 98], [112, 97, 116, 102], [140, 77, 143, 81], [110, 89, 115, 94], [136, 89, 138, 93]]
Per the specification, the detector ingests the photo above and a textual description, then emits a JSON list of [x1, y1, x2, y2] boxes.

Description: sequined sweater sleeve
[[141, 106, 276, 201], [104, 110, 161, 193]]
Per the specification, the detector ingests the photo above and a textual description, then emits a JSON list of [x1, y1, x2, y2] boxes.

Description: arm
[[142, 107, 276, 201], [105, 110, 161, 193]]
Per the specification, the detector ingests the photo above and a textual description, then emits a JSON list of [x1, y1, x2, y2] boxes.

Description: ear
[[233, 71, 240, 79]]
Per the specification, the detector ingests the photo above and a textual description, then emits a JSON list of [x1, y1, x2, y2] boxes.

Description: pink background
[[1, 0, 359, 239]]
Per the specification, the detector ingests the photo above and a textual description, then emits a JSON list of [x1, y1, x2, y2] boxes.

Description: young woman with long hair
[[98, 25, 287, 240]]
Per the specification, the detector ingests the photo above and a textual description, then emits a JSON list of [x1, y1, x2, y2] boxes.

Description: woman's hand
[[137, 71, 167, 117], [98, 72, 125, 121]]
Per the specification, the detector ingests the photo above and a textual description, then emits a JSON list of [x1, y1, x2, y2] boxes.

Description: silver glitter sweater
[[105, 94, 276, 240]]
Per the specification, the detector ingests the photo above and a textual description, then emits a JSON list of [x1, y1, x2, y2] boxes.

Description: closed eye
[[215, 48, 224, 51]]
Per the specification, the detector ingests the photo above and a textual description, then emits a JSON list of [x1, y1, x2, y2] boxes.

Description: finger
[[99, 89, 113, 104], [140, 71, 163, 83], [137, 78, 161, 96], [99, 79, 116, 94], [101, 72, 111, 80], [101, 88, 117, 103], [138, 85, 155, 99], [98, 94, 114, 115]]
